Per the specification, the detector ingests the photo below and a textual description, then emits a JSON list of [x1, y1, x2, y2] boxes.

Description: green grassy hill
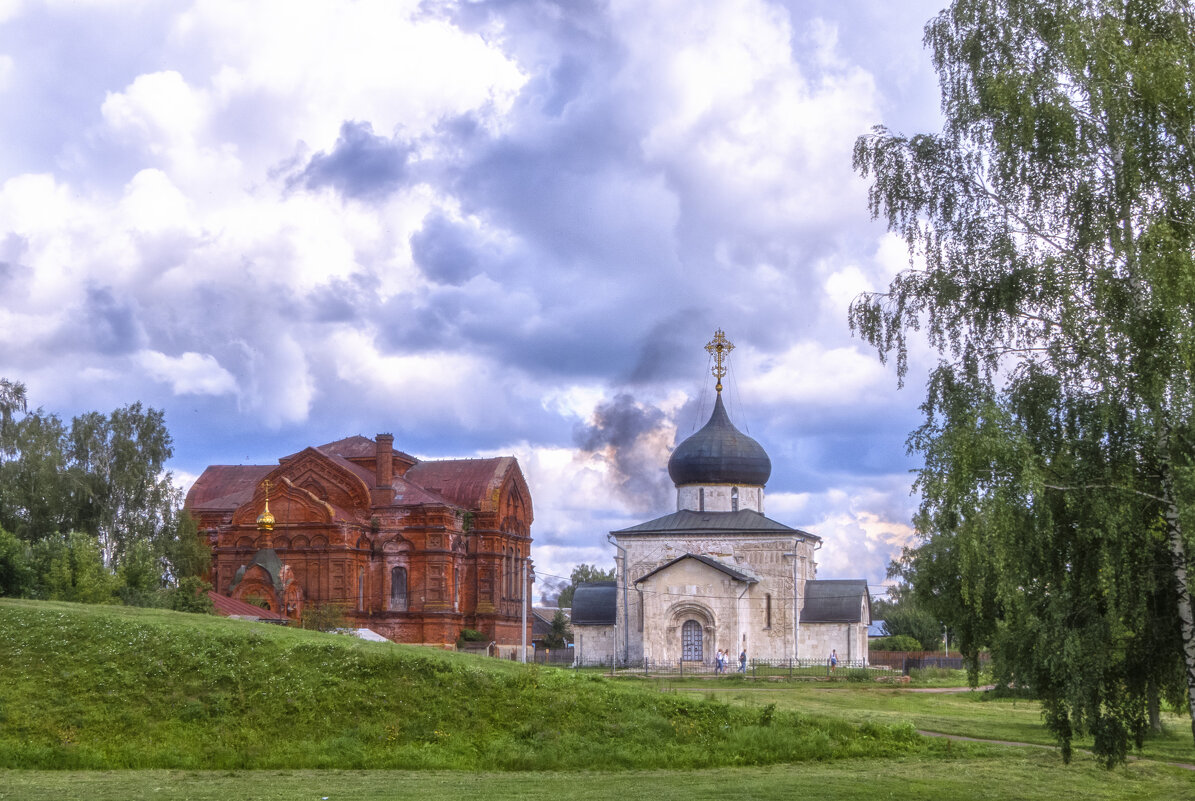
[[0, 599, 925, 770]]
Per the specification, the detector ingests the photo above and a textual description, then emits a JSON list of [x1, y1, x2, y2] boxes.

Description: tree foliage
[[872, 588, 943, 650], [869, 634, 924, 652], [542, 608, 573, 650], [555, 562, 616, 609], [851, 0, 1195, 764], [0, 379, 208, 606]]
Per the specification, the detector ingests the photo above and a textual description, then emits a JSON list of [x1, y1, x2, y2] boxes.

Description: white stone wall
[[636, 558, 791, 664], [677, 484, 763, 513], [614, 532, 817, 664], [797, 608, 871, 664], [572, 624, 617, 665]]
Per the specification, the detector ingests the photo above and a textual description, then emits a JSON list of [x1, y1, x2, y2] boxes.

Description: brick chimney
[[374, 433, 395, 505]]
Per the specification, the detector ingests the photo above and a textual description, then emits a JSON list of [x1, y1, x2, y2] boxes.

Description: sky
[[0, 0, 950, 602]]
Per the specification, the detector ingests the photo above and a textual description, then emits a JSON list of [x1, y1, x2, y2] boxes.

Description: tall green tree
[[0, 381, 199, 586], [0, 412, 71, 540], [0, 378, 26, 450], [851, 0, 1195, 763], [555, 563, 616, 609], [542, 608, 573, 650], [67, 403, 176, 567]]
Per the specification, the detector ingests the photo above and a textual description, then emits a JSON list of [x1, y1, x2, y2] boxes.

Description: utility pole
[[521, 558, 528, 664]]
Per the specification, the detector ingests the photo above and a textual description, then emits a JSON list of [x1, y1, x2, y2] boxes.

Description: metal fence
[[531, 647, 576, 665], [568, 652, 988, 677], [570, 656, 879, 678], [867, 650, 990, 673]]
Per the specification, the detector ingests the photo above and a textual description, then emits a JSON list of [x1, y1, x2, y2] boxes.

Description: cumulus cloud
[[137, 350, 237, 396], [0, 0, 947, 591]]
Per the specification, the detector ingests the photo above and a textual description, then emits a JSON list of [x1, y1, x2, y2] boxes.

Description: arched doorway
[[681, 619, 704, 661]]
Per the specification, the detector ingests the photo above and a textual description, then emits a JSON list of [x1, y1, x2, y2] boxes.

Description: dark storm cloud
[[575, 393, 673, 514], [77, 287, 147, 355], [296, 121, 411, 200], [302, 274, 377, 324], [410, 211, 483, 286], [627, 312, 712, 385]]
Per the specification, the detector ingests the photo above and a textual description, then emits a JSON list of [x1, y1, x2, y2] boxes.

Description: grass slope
[[0, 599, 926, 770]]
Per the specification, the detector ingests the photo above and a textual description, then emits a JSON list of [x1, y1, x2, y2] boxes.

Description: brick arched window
[[681, 619, 703, 662], [390, 566, 407, 611]]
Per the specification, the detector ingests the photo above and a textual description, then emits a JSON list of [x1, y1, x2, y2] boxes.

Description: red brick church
[[185, 434, 533, 651]]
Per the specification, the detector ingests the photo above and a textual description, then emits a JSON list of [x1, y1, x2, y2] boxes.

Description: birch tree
[[851, 0, 1195, 763]]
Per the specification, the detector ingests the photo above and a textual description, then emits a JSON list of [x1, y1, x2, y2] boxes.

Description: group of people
[[713, 648, 747, 674]]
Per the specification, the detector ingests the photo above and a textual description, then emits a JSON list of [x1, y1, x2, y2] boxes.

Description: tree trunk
[[1148, 680, 1162, 734], [1158, 423, 1195, 744]]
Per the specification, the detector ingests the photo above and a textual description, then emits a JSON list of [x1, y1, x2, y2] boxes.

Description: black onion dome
[[668, 394, 771, 486]]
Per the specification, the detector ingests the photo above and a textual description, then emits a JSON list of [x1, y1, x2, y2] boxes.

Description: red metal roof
[[207, 591, 288, 622], [405, 457, 512, 510], [187, 465, 273, 511], [185, 443, 518, 516]]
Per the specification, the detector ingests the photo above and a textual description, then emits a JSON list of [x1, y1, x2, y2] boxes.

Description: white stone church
[[572, 331, 870, 667]]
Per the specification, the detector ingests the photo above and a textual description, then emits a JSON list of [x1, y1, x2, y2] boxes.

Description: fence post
[[789, 658, 793, 680], [644, 658, 648, 676], [679, 658, 683, 677]]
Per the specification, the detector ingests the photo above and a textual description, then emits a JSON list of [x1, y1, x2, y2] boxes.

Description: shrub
[[869, 635, 922, 652], [301, 602, 349, 631], [0, 527, 33, 597], [164, 576, 214, 613]]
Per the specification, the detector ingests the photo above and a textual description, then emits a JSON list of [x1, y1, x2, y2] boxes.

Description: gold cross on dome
[[705, 329, 734, 393], [261, 479, 272, 498]]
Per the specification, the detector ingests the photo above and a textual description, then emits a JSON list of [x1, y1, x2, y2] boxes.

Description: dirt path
[[916, 729, 1195, 772]]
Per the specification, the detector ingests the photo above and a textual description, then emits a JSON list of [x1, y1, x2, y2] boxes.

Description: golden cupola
[[256, 480, 276, 532]]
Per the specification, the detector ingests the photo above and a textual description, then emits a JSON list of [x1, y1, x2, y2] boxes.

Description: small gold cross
[[704, 329, 734, 393]]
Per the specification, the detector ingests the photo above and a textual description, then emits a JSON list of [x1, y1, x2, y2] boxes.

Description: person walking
[[714, 649, 724, 674], [738, 649, 747, 673], [830, 649, 838, 673]]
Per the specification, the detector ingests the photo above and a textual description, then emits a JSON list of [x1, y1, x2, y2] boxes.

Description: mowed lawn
[[2, 752, 1191, 801], [678, 680, 1195, 767]]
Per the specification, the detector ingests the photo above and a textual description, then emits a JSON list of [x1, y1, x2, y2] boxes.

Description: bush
[[870, 635, 922, 652], [0, 527, 33, 597], [458, 627, 488, 642], [164, 576, 213, 613], [301, 602, 348, 632]]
